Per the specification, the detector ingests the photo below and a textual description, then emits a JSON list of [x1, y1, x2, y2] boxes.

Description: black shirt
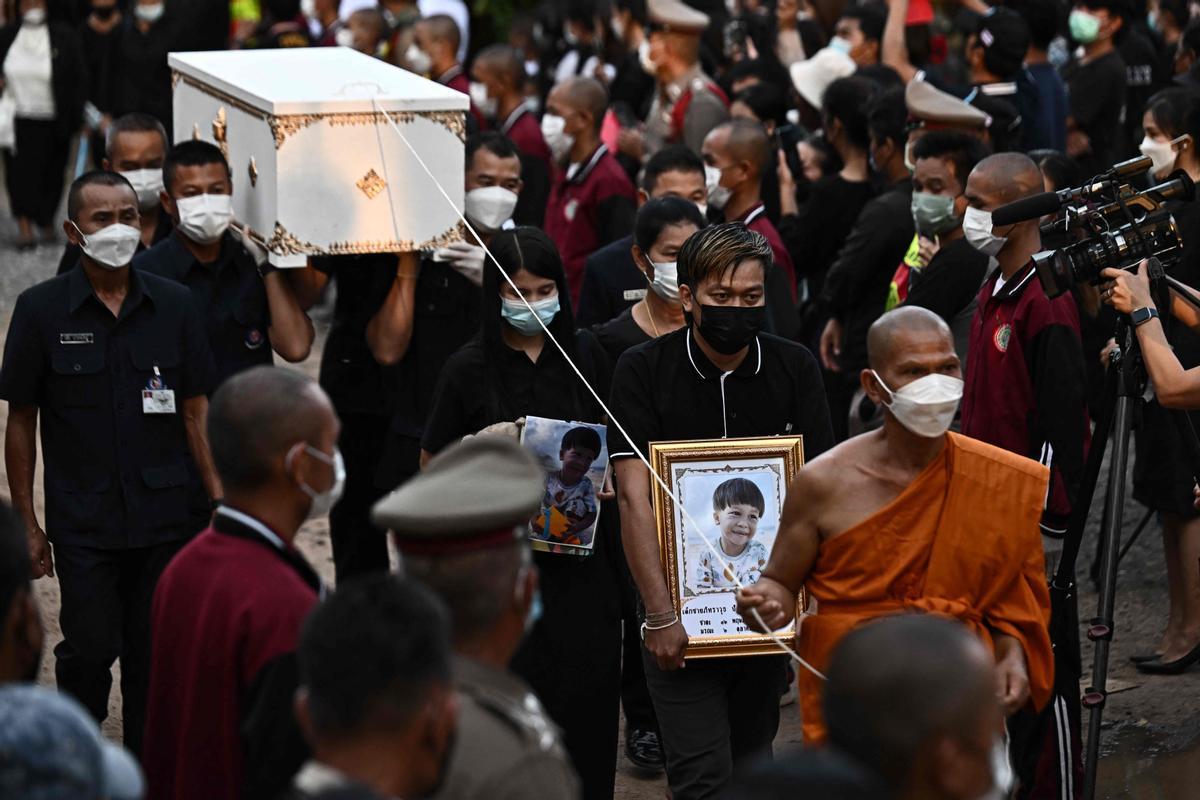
[[965, 82, 1024, 154], [133, 231, 273, 389], [593, 306, 651, 364], [81, 22, 121, 113], [577, 234, 645, 327], [1120, 28, 1159, 159], [779, 175, 876, 301], [421, 330, 610, 455], [0, 265, 216, 548], [115, 17, 177, 132], [820, 179, 915, 373], [902, 237, 990, 365], [311, 254, 399, 417], [1063, 50, 1128, 177], [606, 327, 834, 463], [379, 258, 482, 481]]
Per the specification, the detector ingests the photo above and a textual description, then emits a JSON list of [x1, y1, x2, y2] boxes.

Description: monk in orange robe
[[737, 306, 1054, 744]]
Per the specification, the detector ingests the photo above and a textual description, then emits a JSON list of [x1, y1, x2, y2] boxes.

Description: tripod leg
[[1082, 394, 1134, 800]]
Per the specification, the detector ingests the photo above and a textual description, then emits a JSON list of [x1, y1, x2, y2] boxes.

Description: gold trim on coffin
[[171, 72, 468, 148], [247, 221, 465, 257]]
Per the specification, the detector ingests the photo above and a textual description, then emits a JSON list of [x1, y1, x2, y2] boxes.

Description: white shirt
[[3, 24, 54, 120]]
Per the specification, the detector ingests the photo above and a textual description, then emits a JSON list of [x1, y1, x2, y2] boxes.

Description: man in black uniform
[[292, 133, 518, 583], [608, 223, 834, 798], [133, 139, 314, 388], [57, 112, 173, 275], [0, 171, 221, 754]]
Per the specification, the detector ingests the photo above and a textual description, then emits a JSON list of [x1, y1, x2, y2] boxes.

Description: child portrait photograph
[[520, 415, 609, 556]]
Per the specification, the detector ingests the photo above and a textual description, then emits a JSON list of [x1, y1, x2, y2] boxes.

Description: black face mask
[[694, 304, 765, 355], [92, 5, 117, 19]]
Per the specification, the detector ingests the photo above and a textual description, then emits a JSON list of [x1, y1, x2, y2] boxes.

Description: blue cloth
[[1023, 63, 1068, 153]]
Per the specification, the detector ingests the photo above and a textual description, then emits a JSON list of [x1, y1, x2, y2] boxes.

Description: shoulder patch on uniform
[[993, 323, 1012, 353]]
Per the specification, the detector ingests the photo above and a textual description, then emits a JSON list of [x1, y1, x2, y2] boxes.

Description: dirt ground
[[0, 239, 1195, 798]]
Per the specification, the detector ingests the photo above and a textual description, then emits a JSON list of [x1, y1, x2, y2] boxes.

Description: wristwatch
[[1131, 307, 1160, 327]]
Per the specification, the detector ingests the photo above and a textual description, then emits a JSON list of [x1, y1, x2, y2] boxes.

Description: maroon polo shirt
[[741, 203, 797, 302], [500, 106, 554, 179], [545, 144, 637, 306], [438, 65, 487, 131]]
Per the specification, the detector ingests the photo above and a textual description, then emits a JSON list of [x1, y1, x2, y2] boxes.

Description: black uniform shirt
[[133, 231, 272, 389], [421, 330, 610, 456], [312, 253, 401, 418], [607, 327, 834, 463], [0, 265, 216, 548], [593, 306, 650, 365]]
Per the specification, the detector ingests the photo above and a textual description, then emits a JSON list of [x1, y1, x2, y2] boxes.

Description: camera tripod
[[1053, 258, 1200, 799]]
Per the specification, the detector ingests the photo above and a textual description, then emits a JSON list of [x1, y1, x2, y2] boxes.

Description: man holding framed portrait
[[608, 223, 834, 799]]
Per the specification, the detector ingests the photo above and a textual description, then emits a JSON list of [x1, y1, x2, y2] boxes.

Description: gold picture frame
[[650, 436, 806, 659]]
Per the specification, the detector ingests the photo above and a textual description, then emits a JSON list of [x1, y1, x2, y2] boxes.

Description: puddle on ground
[[1095, 726, 1200, 799]]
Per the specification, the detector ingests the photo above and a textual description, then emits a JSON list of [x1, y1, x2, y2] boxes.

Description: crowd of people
[[2, 0, 1200, 798]]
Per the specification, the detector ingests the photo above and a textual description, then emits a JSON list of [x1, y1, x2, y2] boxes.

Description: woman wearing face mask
[[594, 197, 705, 362], [420, 227, 622, 800], [1100, 87, 1200, 674], [114, 0, 176, 139], [0, 0, 86, 249]]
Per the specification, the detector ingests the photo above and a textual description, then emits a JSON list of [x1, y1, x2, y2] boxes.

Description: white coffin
[[169, 48, 467, 267]]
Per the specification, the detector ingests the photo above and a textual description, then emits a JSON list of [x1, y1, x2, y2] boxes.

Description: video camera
[[991, 155, 1196, 299]]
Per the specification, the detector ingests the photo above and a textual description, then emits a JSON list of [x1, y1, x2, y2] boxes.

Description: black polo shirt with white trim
[[606, 326, 834, 463]]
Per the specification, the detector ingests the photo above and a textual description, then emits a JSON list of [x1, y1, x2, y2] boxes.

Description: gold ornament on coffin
[[246, 221, 464, 258], [356, 169, 387, 200], [212, 107, 229, 160]]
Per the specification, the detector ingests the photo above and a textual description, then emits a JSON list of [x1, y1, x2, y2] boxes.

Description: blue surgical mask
[[526, 588, 543, 632], [501, 293, 559, 336]]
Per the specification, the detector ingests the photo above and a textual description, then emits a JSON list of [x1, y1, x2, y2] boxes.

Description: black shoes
[[1129, 650, 1162, 664], [625, 728, 665, 773], [1136, 640, 1200, 675]]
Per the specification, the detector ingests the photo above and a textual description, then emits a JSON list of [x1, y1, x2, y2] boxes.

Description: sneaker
[[625, 728, 665, 773]]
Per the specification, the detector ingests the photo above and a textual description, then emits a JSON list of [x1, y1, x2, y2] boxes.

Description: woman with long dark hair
[[420, 227, 621, 800]]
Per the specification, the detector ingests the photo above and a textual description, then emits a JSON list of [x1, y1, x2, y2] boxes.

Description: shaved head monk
[[737, 305, 1054, 745]]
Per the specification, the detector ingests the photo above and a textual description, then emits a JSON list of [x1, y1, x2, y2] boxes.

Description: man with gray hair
[[372, 435, 579, 800]]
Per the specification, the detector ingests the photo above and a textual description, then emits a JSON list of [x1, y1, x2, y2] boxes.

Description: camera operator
[[1099, 91, 1200, 675]]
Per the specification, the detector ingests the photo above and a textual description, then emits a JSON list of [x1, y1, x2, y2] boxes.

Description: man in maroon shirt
[[143, 367, 338, 800], [543, 76, 637, 306], [413, 14, 485, 130], [471, 44, 552, 226]]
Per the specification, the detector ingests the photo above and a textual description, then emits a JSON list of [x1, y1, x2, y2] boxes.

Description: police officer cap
[[905, 78, 990, 129], [647, 0, 709, 33], [372, 435, 544, 551]]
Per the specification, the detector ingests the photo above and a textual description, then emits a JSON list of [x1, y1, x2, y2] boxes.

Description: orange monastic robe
[[797, 432, 1055, 743]]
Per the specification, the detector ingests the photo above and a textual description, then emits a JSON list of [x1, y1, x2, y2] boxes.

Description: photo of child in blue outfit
[[529, 424, 604, 549], [691, 477, 769, 591]]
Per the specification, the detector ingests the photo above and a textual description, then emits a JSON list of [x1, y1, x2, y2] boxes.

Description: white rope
[[370, 97, 824, 681]]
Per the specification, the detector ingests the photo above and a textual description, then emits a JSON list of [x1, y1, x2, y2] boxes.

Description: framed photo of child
[[520, 416, 610, 557], [649, 436, 806, 659]]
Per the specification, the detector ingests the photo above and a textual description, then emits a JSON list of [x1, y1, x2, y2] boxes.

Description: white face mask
[[134, 3, 163, 23], [705, 165, 732, 211], [469, 81, 498, 119], [639, 39, 657, 76], [334, 26, 354, 48], [696, 201, 708, 218], [22, 8, 46, 25], [645, 257, 680, 304], [541, 113, 575, 164], [73, 222, 141, 270], [1139, 135, 1179, 177], [962, 206, 1007, 257], [464, 186, 518, 232], [292, 444, 346, 520], [829, 36, 853, 57], [871, 371, 963, 438], [300, 0, 315, 19], [611, 14, 627, 41], [175, 193, 233, 245], [121, 168, 164, 211], [406, 43, 432, 74]]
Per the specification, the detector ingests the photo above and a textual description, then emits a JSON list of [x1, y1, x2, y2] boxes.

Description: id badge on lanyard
[[142, 366, 176, 414]]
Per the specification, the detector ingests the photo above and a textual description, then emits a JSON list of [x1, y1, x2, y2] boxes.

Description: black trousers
[[642, 651, 787, 800], [54, 539, 185, 757], [512, 545, 623, 800], [3, 118, 70, 227], [329, 413, 391, 584]]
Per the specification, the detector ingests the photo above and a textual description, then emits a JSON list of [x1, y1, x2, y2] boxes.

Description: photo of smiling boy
[[693, 477, 769, 591], [532, 426, 603, 546]]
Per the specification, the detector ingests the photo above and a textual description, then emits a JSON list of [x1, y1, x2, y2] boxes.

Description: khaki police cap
[[372, 435, 544, 549], [905, 78, 990, 129], [647, 0, 709, 33]]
